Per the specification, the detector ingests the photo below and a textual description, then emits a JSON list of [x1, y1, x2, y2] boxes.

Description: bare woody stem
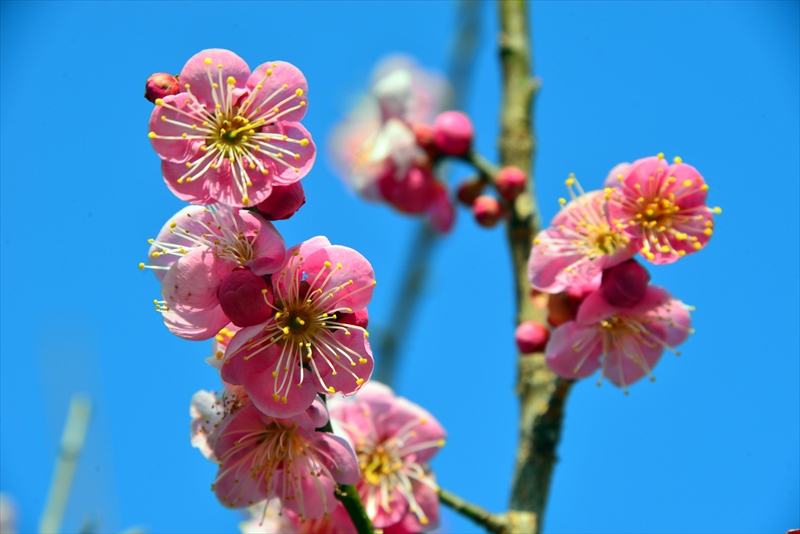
[[438, 488, 506, 533], [497, 1, 574, 532]]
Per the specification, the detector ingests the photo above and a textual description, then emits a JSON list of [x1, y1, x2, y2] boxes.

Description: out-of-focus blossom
[[473, 195, 503, 228], [545, 286, 692, 392], [331, 382, 445, 532], [496, 166, 527, 201], [143, 204, 285, 340], [148, 49, 316, 207], [212, 398, 359, 518], [329, 57, 455, 232], [222, 237, 375, 418], [240, 499, 354, 533], [0, 494, 17, 534], [432, 111, 473, 156], [528, 179, 636, 294], [607, 154, 719, 264], [190, 386, 249, 461], [515, 321, 550, 354]]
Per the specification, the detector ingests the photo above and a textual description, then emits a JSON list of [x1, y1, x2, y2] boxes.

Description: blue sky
[[1, 1, 797, 533]]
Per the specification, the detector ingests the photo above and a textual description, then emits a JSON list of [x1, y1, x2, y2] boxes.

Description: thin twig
[[39, 395, 92, 534], [496, 1, 573, 532], [438, 488, 506, 533]]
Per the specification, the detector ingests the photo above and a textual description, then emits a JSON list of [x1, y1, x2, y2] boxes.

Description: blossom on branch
[[143, 204, 286, 340], [211, 397, 359, 518], [221, 237, 376, 418], [545, 286, 693, 392], [329, 57, 455, 232], [331, 382, 445, 532], [148, 49, 316, 207], [240, 499, 354, 534], [528, 179, 636, 294], [607, 154, 719, 264]]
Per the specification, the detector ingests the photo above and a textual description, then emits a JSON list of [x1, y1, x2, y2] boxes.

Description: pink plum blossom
[[148, 49, 316, 207], [190, 385, 249, 461], [212, 398, 359, 519], [329, 57, 455, 232], [330, 382, 445, 532], [545, 285, 693, 392], [528, 179, 636, 294], [240, 499, 354, 533], [144, 204, 286, 340], [607, 155, 719, 264], [222, 237, 376, 418]]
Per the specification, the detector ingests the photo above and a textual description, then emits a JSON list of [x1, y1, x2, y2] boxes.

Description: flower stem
[[335, 484, 374, 534], [318, 395, 374, 534], [438, 487, 506, 533], [497, 1, 573, 532]]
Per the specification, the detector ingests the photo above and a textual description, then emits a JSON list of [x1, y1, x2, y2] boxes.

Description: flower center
[[635, 194, 679, 231], [360, 445, 401, 486], [210, 111, 257, 152]]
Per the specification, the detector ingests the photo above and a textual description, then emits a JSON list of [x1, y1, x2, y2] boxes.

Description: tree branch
[[496, 1, 573, 532], [438, 487, 506, 533]]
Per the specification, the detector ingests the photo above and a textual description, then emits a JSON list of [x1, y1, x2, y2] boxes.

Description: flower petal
[[245, 61, 309, 123], [545, 321, 602, 379], [180, 49, 251, 108]]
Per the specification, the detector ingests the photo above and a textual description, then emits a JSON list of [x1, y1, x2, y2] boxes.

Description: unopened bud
[[337, 308, 369, 329], [255, 182, 306, 221], [218, 268, 272, 327], [456, 178, 486, 206], [412, 123, 436, 151], [601, 259, 651, 307], [145, 72, 179, 103], [496, 166, 527, 201], [433, 111, 473, 156], [515, 321, 550, 354], [473, 195, 503, 227]]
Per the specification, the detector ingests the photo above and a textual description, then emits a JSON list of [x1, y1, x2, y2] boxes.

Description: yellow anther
[[712, 207, 722, 214], [281, 396, 288, 404], [204, 58, 212, 65], [282, 327, 290, 334], [327, 387, 335, 394], [138, 263, 145, 270], [421, 518, 430, 525], [261, 289, 268, 295], [437, 439, 445, 447], [184, 83, 190, 89], [356, 378, 364, 386], [148, 132, 156, 138], [300, 101, 306, 107], [324, 261, 331, 268], [272, 393, 280, 401], [242, 196, 250, 205], [657, 152, 665, 159], [558, 198, 566, 205], [299, 138, 310, 147], [703, 228, 712, 236], [217, 63, 223, 69], [359, 358, 367, 364], [673, 156, 683, 164], [565, 177, 575, 186], [337, 263, 343, 269], [693, 242, 702, 250], [295, 88, 304, 96], [227, 76, 236, 84], [151, 251, 160, 258], [682, 180, 692, 187], [212, 83, 218, 89], [154, 98, 164, 106], [169, 222, 177, 228]]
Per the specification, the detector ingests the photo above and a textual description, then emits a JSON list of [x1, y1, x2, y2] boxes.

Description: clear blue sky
[[1, 1, 797, 533]]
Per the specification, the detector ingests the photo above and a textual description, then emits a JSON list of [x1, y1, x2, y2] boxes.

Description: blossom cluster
[[142, 49, 446, 533], [523, 154, 719, 391], [330, 57, 478, 233]]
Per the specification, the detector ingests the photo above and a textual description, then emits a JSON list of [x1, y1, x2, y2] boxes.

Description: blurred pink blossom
[[331, 382, 445, 532], [240, 499, 354, 533]]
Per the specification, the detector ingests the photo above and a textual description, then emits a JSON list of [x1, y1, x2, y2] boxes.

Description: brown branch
[[438, 488, 506, 533], [497, 1, 573, 532]]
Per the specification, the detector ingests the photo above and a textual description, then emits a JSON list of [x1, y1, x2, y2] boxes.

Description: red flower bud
[[412, 123, 436, 151], [496, 166, 527, 201], [473, 195, 503, 227], [218, 268, 272, 327], [601, 259, 651, 307], [456, 178, 486, 206], [255, 182, 306, 221], [433, 111, 473, 156], [515, 321, 550, 354], [144, 72, 179, 103]]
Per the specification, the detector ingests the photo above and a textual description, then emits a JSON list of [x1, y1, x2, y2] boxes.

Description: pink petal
[[161, 247, 236, 311], [369, 484, 409, 528], [545, 321, 602, 379], [241, 353, 320, 418], [651, 298, 692, 347], [386, 398, 446, 464], [162, 305, 230, 341], [312, 433, 360, 485], [180, 49, 251, 108], [303, 245, 376, 312], [383, 478, 440, 534], [603, 162, 631, 189], [603, 332, 665, 387], [257, 122, 317, 185], [245, 61, 309, 124], [220, 322, 269, 385], [307, 396, 330, 430], [239, 211, 287, 275], [312, 331, 374, 397], [574, 290, 617, 326], [147, 205, 210, 281], [666, 162, 708, 209], [426, 183, 455, 233], [148, 94, 205, 163], [161, 159, 215, 205], [278, 469, 336, 520], [205, 158, 273, 208]]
